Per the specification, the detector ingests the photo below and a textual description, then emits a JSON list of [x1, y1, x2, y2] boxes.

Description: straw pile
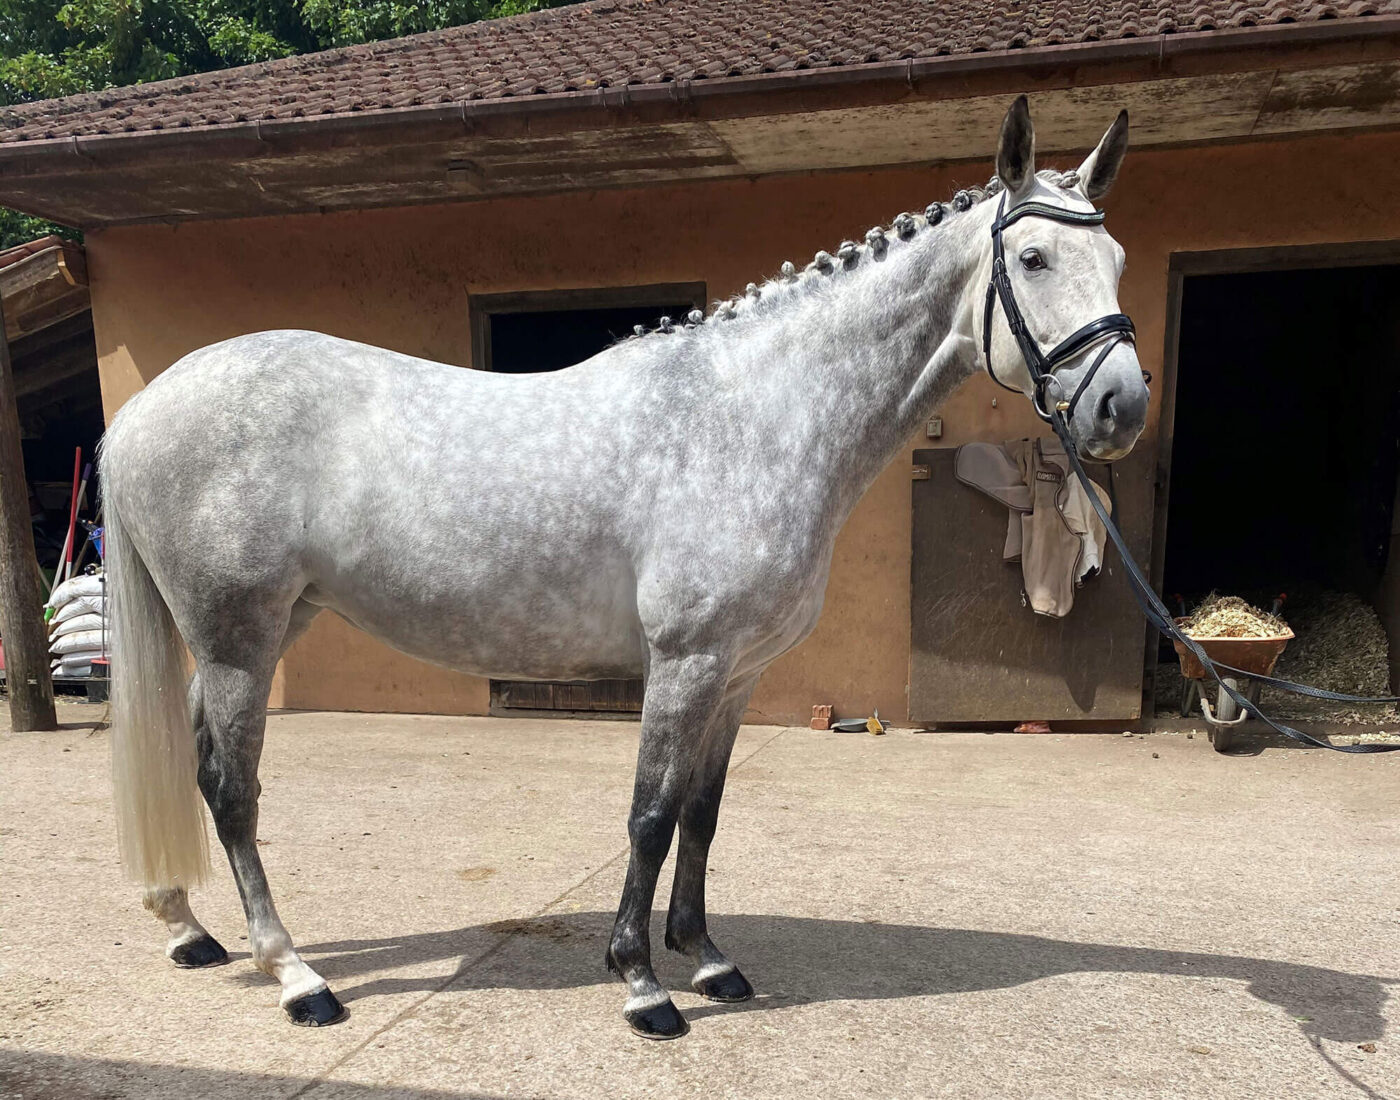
[[1179, 593, 1288, 639]]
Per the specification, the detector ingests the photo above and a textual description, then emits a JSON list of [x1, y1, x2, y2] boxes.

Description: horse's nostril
[[1097, 390, 1117, 423]]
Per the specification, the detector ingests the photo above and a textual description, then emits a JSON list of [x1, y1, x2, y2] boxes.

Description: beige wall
[[89, 128, 1400, 725]]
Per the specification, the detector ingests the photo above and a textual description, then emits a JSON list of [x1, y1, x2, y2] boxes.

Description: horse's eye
[[1020, 248, 1047, 271]]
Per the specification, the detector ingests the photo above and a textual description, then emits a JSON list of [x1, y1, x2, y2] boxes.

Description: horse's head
[[977, 96, 1148, 461]]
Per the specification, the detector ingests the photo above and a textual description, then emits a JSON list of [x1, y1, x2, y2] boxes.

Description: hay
[[1180, 593, 1288, 639]]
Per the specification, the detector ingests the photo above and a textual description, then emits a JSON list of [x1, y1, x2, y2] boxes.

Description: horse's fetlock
[[664, 907, 703, 955], [608, 925, 648, 973], [663, 924, 691, 955], [142, 885, 184, 916]]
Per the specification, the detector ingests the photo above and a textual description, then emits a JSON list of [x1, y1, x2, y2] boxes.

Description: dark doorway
[[470, 282, 707, 716], [1159, 260, 1400, 709], [471, 283, 706, 376], [488, 305, 695, 373]]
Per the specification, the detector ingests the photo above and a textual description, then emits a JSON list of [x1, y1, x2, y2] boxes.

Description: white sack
[[52, 595, 106, 624], [51, 613, 105, 638], [47, 573, 105, 609], [51, 657, 95, 677], [50, 629, 106, 656]]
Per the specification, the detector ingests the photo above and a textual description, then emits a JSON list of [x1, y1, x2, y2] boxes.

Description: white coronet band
[[623, 989, 673, 1014]]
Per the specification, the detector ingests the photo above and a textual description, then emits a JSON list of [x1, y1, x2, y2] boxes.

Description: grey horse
[[100, 97, 1147, 1039]]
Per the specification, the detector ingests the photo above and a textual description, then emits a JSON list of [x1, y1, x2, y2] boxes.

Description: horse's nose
[[1095, 383, 1148, 435]]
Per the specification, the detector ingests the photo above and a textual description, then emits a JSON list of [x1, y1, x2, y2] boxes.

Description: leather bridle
[[982, 194, 1138, 424]]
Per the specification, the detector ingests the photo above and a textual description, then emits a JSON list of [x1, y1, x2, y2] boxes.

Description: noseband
[[982, 194, 1138, 424]]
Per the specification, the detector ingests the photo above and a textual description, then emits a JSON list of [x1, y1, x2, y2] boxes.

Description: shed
[[3, 0, 1398, 725]]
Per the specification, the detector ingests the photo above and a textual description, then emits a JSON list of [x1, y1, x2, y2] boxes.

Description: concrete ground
[[1, 703, 1397, 1100]]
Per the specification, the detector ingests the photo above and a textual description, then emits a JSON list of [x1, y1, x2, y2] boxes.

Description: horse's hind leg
[[143, 599, 323, 977], [193, 600, 342, 1026], [607, 651, 731, 1039], [664, 674, 759, 1003], [142, 673, 231, 969]]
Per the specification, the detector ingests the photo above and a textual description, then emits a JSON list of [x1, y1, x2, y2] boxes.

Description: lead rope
[[1049, 412, 1400, 753]]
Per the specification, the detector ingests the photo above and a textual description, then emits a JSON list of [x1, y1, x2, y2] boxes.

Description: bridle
[[982, 193, 1137, 424], [978, 191, 1400, 754]]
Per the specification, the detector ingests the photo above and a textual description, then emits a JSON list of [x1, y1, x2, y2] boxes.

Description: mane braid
[[617, 170, 1083, 346]]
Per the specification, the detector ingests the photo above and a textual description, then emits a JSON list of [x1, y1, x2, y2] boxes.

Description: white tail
[[104, 489, 210, 888]]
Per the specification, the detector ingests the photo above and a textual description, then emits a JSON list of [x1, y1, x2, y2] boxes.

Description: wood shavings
[[1267, 590, 1399, 724], [1180, 593, 1288, 639]]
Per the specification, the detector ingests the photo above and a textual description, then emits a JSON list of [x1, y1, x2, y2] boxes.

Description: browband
[[993, 201, 1106, 231]]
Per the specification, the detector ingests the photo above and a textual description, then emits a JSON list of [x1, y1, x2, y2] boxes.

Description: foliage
[[0, 0, 574, 246]]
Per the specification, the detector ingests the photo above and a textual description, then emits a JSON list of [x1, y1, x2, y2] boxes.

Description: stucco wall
[[88, 128, 1400, 725]]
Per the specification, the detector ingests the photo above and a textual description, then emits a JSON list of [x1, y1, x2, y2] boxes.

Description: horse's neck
[[737, 210, 987, 522]]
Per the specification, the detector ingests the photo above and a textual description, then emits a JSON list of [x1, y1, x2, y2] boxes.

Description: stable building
[[3, 0, 1399, 727]]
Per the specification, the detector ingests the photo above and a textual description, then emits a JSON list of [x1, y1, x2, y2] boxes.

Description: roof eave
[[3, 17, 1398, 171]]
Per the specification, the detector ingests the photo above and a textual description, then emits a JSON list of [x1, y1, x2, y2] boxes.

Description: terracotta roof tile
[[1, 0, 1396, 144]]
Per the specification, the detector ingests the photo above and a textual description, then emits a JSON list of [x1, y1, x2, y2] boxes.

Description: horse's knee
[[627, 805, 677, 864]]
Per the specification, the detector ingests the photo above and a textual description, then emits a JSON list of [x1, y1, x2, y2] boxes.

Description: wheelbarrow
[[1172, 621, 1294, 752]]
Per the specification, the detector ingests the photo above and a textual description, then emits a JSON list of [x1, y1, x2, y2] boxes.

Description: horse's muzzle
[[1083, 379, 1148, 460]]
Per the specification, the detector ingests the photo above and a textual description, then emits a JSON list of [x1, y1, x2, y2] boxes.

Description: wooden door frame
[[1145, 238, 1400, 712]]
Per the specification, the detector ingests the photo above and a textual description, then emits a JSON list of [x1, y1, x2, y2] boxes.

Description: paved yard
[[1, 703, 1397, 1099]]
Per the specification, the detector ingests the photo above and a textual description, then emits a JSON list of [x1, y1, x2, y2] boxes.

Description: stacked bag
[[46, 572, 108, 678]]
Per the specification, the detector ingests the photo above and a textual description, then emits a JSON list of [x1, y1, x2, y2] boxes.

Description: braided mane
[[624, 170, 1084, 342]]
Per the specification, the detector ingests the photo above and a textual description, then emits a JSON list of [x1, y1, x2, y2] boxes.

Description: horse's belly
[[305, 569, 646, 683]]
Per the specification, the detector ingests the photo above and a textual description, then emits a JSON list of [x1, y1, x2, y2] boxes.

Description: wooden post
[[0, 306, 57, 731]]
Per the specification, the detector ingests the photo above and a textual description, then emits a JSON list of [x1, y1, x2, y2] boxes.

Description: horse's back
[[101, 330, 651, 678]]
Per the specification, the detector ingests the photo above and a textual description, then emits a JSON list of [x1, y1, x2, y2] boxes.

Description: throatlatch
[[984, 193, 1400, 753]]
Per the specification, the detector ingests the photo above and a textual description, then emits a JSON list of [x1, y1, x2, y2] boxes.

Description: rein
[[983, 194, 1400, 753]]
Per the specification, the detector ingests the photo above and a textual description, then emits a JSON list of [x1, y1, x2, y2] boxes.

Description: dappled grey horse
[[101, 97, 1147, 1039]]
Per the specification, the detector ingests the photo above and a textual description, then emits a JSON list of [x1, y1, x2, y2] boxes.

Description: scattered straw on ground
[[1180, 593, 1289, 639]]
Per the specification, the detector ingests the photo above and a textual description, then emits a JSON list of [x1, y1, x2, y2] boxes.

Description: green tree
[[0, 0, 573, 246]]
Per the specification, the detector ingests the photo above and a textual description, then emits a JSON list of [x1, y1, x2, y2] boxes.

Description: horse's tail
[[102, 459, 210, 889]]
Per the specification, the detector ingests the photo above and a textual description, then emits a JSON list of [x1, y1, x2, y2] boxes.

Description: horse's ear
[[995, 95, 1036, 198], [1077, 110, 1129, 202]]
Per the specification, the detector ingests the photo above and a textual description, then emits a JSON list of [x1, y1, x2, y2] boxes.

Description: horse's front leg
[[664, 673, 759, 1003], [607, 651, 731, 1039]]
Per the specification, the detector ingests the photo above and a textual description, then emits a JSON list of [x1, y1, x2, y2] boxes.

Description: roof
[[1, 237, 88, 339], [0, 236, 68, 270], [3, 0, 1396, 144]]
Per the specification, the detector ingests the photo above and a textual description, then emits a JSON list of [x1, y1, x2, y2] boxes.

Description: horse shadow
[[258, 912, 1392, 1048]]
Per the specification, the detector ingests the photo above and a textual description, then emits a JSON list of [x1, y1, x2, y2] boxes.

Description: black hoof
[[170, 934, 229, 969], [625, 999, 689, 1040], [693, 966, 754, 1003], [285, 988, 348, 1027]]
